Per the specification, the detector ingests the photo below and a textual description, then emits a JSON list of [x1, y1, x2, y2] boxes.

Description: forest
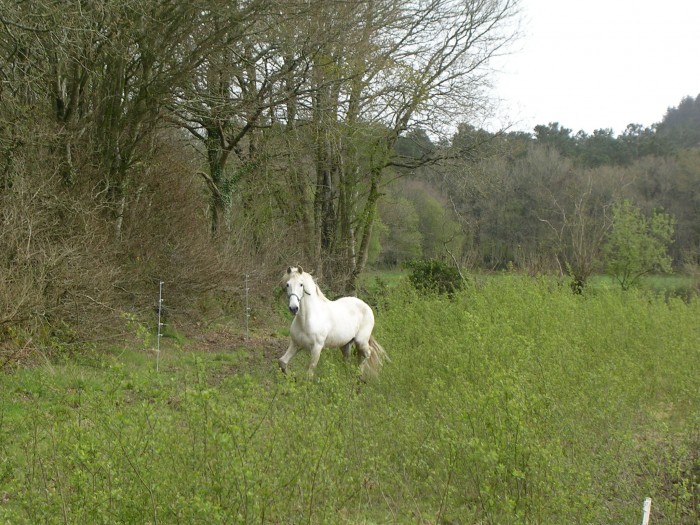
[[1, 0, 699, 352], [382, 104, 700, 287]]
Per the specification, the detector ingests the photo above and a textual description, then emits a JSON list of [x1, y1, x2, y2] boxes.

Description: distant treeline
[[377, 94, 700, 284]]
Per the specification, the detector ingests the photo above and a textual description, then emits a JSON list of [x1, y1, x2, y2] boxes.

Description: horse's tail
[[362, 335, 390, 379]]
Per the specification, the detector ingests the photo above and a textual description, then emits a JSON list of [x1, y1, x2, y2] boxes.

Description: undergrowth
[[0, 276, 698, 523]]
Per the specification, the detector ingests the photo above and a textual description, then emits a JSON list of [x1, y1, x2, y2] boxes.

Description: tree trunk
[[348, 170, 381, 292], [205, 126, 228, 236]]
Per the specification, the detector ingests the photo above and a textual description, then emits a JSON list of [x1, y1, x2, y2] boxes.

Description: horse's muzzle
[[288, 293, 301, 315]]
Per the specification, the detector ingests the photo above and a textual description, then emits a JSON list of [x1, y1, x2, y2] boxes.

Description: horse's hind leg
[[341, 341, 353, 359], [355, 340, 373, 378]]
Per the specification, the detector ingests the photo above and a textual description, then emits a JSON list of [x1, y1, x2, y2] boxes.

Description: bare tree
[[527, 148, 628, 289], [169, 0, 323, 235], [292, 0, 520, 289], [1, 0, 236, 238]]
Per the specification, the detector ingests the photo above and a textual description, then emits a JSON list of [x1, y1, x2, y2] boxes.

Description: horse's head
[[285, 266, 311, 315]]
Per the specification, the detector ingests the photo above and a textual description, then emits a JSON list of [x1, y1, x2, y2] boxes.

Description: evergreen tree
[[534, 123, 577, 157], [657, 94, 700, 148]]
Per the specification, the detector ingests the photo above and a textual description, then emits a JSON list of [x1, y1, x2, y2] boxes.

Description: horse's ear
[[298, 266, 304, 274], [287, 266, 292, 274]]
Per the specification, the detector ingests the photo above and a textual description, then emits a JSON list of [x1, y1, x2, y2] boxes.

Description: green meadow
[[0, 276, 698, 524]]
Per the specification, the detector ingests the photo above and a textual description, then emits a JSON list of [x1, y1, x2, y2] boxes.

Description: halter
[[288, 283, 312, 306]]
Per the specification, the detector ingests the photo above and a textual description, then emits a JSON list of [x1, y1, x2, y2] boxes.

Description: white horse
[[279, 266, 388, 379]]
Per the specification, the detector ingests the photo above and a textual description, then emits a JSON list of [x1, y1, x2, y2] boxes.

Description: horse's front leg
[[307, 343, 324, 379], [279, 342, 299, 374]]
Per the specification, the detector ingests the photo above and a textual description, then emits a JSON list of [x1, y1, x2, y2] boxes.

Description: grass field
[[0, 275, 698, 523]]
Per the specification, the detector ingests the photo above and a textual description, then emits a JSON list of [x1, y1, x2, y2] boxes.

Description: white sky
[[489, 0, 700, 136]]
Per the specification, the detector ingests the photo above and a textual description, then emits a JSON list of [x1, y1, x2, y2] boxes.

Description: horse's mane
[[303, 271, 331, 302]]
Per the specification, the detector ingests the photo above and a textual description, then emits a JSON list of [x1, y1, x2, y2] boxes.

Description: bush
[[403, 259, 465, 296], [604, 200, 675, 290]]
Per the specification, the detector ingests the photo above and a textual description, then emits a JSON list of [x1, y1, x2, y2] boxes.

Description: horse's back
[[331, 296, 373, 321], [325, 296, 374, 346]]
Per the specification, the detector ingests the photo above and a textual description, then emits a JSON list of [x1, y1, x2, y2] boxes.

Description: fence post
[[157, 280, 164, 372], [641, 497, 652, 525], [245, 274, 250, 340]]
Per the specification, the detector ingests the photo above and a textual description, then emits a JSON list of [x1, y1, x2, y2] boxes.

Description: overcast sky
[[489, 0, 700, 136]]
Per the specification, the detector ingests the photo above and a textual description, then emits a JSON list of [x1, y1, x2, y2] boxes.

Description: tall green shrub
[[404, 259, 465, 295], [604, 200, 675, 289]]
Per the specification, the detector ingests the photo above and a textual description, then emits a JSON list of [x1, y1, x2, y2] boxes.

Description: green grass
[[367, 267, 698, 298], [360, 268, 408, 288], [589, 272, 695, 289], [0, 277, 698, 524]]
